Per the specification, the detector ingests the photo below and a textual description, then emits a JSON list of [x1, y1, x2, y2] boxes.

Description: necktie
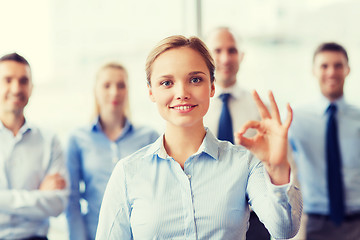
[[218, 93, 234, 144], [326, 103, 345, 225]]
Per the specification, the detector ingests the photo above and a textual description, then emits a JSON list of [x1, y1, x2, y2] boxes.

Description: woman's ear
[[210, 82, 215, 97], [148, 84, 156, 102]]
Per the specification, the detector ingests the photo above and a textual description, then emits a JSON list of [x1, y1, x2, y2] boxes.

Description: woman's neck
[[164, 122, 206, 169], [99, 112, 126, 141]]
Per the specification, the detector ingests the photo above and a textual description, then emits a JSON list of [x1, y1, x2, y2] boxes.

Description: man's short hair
[[205, 26, 243, 52], [0, 52, 30, 66], [313, 42, 348, 63]]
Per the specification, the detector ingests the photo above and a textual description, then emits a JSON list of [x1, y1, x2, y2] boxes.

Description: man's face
[[207, 29, 243, 88], [313, 51, 350, 101], [0, 61, 32, 115]]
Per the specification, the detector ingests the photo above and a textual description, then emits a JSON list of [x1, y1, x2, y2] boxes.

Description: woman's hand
[[235, 90, 293, 185]]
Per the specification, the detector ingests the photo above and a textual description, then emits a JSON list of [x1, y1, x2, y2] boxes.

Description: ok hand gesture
[[235, 90, 292, 185]]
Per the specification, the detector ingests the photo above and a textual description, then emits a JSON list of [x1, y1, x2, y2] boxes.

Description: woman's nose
[[175, 83, 190, 100]]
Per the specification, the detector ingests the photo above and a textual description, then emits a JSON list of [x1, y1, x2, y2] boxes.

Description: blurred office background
[[1, 0, 359, 239]]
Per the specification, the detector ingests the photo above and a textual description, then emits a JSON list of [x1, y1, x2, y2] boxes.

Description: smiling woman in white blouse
[[95, 36, 302, 240]]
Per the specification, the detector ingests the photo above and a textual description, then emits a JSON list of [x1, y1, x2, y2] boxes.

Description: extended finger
[[283, 103, 293, 130], [268, 91, 281, 124], [252, 90, 271, 119]]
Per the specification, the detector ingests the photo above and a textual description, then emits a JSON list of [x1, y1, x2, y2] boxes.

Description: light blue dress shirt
[[66, 117, 159, 240], [0, 121, 69, 239], [289, 96, 360, 215], [96, 129, 302, 240]]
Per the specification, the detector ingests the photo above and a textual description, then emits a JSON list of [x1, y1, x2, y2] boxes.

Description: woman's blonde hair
[[145, 35, 215, 86], [94, 62, 130, 119]]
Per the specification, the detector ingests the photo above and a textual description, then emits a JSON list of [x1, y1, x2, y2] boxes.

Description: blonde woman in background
[[66, 62, 159, 240]]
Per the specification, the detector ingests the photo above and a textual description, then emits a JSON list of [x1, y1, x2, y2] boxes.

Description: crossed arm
[[0, 137, 69, 219], [0, 173, 68, 219]]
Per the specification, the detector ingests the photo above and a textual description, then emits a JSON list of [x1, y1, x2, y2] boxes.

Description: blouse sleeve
[[96, 162, 132, 240], [246, 153, 302, 239], [65, 134, 88, 240]]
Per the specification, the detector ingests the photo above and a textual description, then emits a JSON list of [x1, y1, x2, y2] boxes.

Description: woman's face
[[95, 67, 128, 115], [148, 47, 215, 129]]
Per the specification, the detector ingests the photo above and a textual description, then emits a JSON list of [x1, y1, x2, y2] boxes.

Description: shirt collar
[[144, 134, 164, 158], [214, 83, 244, 100], [198, 129, 220, 160], [144, 128, 219, 161], [19, 120, 32, 135], [318, 95, 346, 115], [0, 119, 32, 135]]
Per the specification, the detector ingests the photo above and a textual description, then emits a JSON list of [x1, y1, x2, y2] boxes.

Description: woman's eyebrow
[[188, 71, 207, 76], [156, 74, 173, 79]]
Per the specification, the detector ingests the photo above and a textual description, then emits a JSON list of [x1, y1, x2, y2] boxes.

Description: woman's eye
[[104, 83, 110, 89], [160, 80, 172, 87], [191, 77, 201, 83]]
